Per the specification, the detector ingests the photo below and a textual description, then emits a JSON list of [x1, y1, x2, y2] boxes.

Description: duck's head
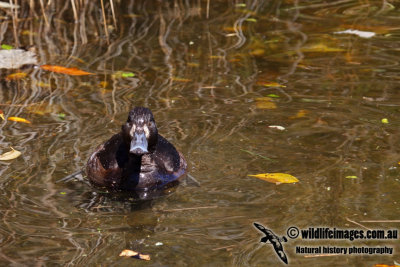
[[122, 107, 158, 156]]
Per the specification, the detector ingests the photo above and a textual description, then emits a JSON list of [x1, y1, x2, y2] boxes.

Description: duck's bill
[[130, 132, 148, 155]]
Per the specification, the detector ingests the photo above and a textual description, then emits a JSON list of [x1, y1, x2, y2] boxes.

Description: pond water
[[0, 0, 399, 266]]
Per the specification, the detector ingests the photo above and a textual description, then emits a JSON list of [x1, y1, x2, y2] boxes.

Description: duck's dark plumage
[[86, 107, 187, 192]]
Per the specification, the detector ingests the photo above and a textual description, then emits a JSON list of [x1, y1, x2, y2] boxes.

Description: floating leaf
[[8, 116, 31, 123], [223, 26, 247, 32], [6, 72, 28, 81], [249, 49, 265, 56], [289, 109, 309, 119], [0, 49, 37, 69], [99, 81, 108, 88], [40, 65, 93, 76], [248, 173, 299, 184], [338, 24, 399, 34], [0, 110, 4, 120], [256, 81, 286, 87], [119, 249, 150, 261], [60, 192, 66, 195], [301, 44, 345, 53], [21, 30, 36, 36], [268, 125, 285, 131], [346, 176, 358, 179], [112, 71, 135, 79], [381, 118, 389, 124], [245, 18, 257, 22], [1, 44, 14, 50], [187, 62, 200, 67], [33, 81, 51, 88], [334, 29, 375, 38], [255, 97, 277, 109], [267, 94, 280, 98], [26, 103, 61, 115], [0, 147, 21, 161], [122, 72, 135, 78], [172, 77, 191, 82], [229, 58, 241, 62]]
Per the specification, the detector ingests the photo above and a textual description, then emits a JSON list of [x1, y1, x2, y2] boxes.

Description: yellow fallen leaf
[[0, 110, 4, 120], [26, 103, 61, 116], [99, 81, 108, 88], [249, 48, 265, 56], [301, 44, 345, 52], [289, 109, 309, 119], [0, 147, 21, 160], [256, 81, 286, 87], [119, 249, 150, 261], [6, 72, 28, 81], [248, 173, 299, 184], [187, 62, 200, 67], [171, 77, 191, 82], [33, 81, 52, 88], [209, 55, 224, 59], [255, 97, 277, 109], [223, 26, 247, 32], [21, 30, 37, 36], [8, 117, 31, 123]]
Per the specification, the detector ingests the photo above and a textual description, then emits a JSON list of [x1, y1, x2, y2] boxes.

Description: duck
[[86, 107, 187, 192]]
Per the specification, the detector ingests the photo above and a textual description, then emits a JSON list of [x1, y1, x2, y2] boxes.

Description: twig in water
[[346, 217, 372, 231], [212, 244, 236, 251], [186, 173, 201, 187], [240, 149, 274, 161], [360, 220, 400, 223], [161, 205, 218, 212], [56, 170, 84, 183]]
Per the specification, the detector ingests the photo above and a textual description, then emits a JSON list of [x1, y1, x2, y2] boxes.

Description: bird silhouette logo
[[253, 222, 288, 264]]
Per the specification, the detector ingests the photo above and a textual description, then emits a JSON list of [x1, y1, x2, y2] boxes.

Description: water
[[0, 0, 399, 266]]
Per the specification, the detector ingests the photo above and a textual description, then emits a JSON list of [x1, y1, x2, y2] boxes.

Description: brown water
[[0, 0, 399, 266]]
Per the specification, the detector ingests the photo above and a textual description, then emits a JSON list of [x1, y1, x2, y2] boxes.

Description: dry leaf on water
[[248, 173, 299, 184], [255, 97, 277, 109], [6, 72, 28, 81], [0, 147, 21, 160], [40, 65, 93, 76], [256, 81, 286, 87], [301, 44, 345, 53], [0, 49, 37, 69], [172, 77, 191, 82], [119, 249, 150, 261], [289, 109, 309, 119], [8, 117, 31, 123]]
